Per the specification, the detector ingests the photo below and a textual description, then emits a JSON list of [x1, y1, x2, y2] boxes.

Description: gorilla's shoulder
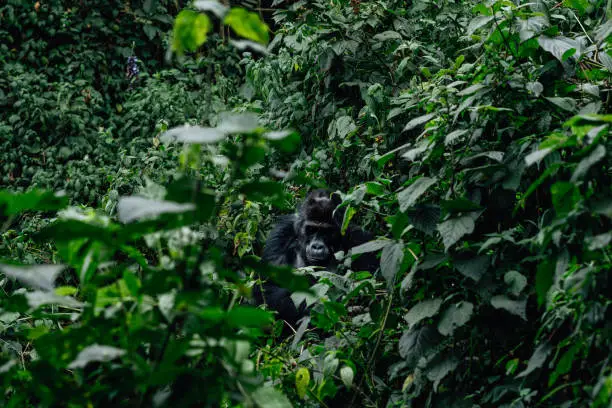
[[262, 214, 298, 265]]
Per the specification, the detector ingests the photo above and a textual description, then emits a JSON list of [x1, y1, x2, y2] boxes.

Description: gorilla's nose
[[309, 241, 328, 259]]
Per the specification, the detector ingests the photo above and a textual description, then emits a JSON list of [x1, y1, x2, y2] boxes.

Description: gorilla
[[253, 189, 378, 329]]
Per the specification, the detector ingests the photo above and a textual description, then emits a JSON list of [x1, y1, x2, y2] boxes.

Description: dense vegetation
[[1, 0, 610, 407]]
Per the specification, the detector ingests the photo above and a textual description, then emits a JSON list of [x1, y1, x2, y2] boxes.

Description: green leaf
[[549, 344, 579, 386], [239, 181, 289, 209], [517, 343, 552, 378], [341, 206, 357, 235], [538, 36, 581, 63], [172, 10, 211, 54], [67, 345, 126, 369], [340, 366, 354, 389], [224, 8, 269, 45], [536, 260, 554, 307], [437, 302, 474, 336], [545, 97, 577, 112], [350, 239, 389, 255], [295, 367, 310, 399], [398, 326, 440, 365], [571, 144, 606, 181], [398, 177, 437, 212], [25, 291, 82, 310], [427, 357, 459, 391], [218, 111, 260, 134], [161, 125, 226, 144], [437, 214, 477, 250], [373, 31, 402, 41], [403, 113, 436, 132], [404, 298, 443, 330], [453, 255, 489, 282], [381, 242, 404, 288], [226, 307, 273, 327], [504, 271, 527, 296], [490, 295, 527, 321], [467, 15, 494, 36], [407, 204, 440, 236], [444, 129, 469, 145], [264, 130, 301, 153], [0, 264, 64, 291], [586, 232, 612, 251], [551, 182, 581, 217], [0, 190, 68, 216], [117, 197, 195, 223]]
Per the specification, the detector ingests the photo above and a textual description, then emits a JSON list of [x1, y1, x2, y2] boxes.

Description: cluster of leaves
[[1, 0, 611, 407], [0, 0, 244, 206], [0, 113, 306, 407], [242, 0, 612, 406]]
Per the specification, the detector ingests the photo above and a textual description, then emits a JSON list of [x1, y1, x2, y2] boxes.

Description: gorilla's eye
[[304, 225, 319, 236]]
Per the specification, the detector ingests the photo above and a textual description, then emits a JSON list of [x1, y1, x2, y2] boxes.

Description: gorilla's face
[[299, 221, 341, 266]]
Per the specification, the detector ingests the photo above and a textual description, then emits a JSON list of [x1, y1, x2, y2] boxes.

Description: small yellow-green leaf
[[173, 10, 211, 54], [224, 8, 269, 44], [295, 367, 310, 399]]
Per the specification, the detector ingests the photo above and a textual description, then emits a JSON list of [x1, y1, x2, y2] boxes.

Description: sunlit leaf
[[224, 8, 269, 45], [0, 264, 64, 291], [172, 10, 211, 54], [68, 345, 126, 369], [117, 197, 195, 223]]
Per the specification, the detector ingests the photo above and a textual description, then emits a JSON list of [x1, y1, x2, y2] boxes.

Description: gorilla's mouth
[[305, 254, 332, 265]]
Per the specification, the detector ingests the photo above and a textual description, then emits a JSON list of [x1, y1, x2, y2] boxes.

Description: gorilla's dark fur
[[253, 189, 378, 329]]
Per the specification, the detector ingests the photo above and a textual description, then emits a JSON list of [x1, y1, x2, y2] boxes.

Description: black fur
[[253, 189, 378, 329]]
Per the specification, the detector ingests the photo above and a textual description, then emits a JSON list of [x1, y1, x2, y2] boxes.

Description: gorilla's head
[[294, 189, 343, 267]]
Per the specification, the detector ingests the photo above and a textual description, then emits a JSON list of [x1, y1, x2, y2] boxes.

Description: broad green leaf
[[398, 177, 437, 212], [0, 264, 64, 291], [341, 206, 357, 236], [545, 97, 577, 112], [373, 31, 402, 41], [403, 113, 436, 132], [525, 147, 553, 167], [549, 344, 579, 386], [437, 302, 474, 336], [398, 326, 439, 364], [551, 182, 581, 217], [490, 295, 527, 321], [538, 36, 581, 62], [407, 204, 440, 236], [68, 345, 126, 369], [381, 242, 404, 288], [454, 255, 489, 282], [264, 130, 301, 153], [437, 214, 477, 250], [161, 125, 226, 144], [339, 366, 354, 389], [504, 271, 527, 296], [172, 10, 211, 54], [427, 357, 459, 391], [517, 343, 552, 378], [518, 16, 549, 42], [467, 15, 494, 36], [444, 129, 469, 145], [571, 144, 606, 181], [404, 298, 443, 330], [117, 197, 195, 223], [224, 8, 269, 45], [226, 307, 273, 327], [239, 181, 289, 208], [586, 232, 612, 251], [536, 260, 554, 307], [25, 291, 83, 310], [350, 240, 389, 255], [0, 190, 68, 216], [218, 111, 260, 133], [295, 367, 310, 399], [457, 83, 487, 96]]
